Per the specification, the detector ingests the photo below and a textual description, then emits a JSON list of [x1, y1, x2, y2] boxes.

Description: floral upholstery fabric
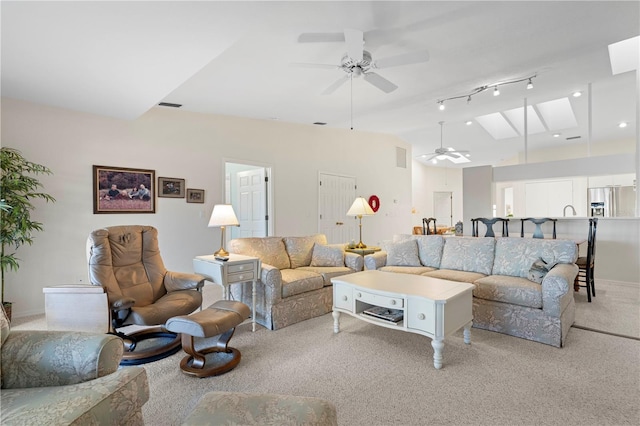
[[1, 331, 123, 388], [280, 269, 324, 298], [230, 237, 291, 270], [439, 237, 496, 275], [492, 237, 578, 278], [0, 305, 9, 347], [284, 234, 327, 269], [310, 243, 344, 267], [414, 235, 445, 268], [474, 275, 543, 309], [0, 303, 149, 424], [182, 391, 338, 426], [379, 265, 437, 275], [382, 239, 421, 266], [2, 366, 149, 426], [229, 235, 361, 330], [363, 234, 578, 347]]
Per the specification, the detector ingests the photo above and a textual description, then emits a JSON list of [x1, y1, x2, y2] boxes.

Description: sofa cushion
[[382, 239, 421, 266], [379, 265, 437, 275], [309, 243, 344, 267], [280, 269, 325, 298], [229, 237, 291, 270], [474, 275, 543, 309], [298, 266, 352, 286], [284, 235, 327, 269], [492, 238, 578, 279], [424, 269, 486, 283], [439, 237, 496, 275], [413, 235, 445, 268]]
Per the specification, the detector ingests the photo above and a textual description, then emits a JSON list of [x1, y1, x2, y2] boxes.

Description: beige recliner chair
[[87, 225, 205, 364]]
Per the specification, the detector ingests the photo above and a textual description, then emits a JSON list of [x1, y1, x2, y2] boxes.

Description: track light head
[[438, 101, 445, 111], [527, 78, 533, 90], [493, 86, 500, 96]]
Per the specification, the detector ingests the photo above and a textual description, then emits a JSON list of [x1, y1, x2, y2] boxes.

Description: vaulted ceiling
[[2, 1, 638, 167]]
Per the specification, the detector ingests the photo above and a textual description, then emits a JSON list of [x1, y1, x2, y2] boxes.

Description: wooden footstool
[[182, 391, 338, 426], [165, 300, 250, 378]]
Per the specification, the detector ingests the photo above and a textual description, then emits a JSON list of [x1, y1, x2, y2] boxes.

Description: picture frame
[[186, 188, 205, 204], [158, 177, 186, 198], [93, 165, 155, 214]]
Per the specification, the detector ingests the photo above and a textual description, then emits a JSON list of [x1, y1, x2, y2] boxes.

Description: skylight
[[475, 113, 519, 139], [608, 36, 639, 75], [536, 98, 578, 130], [503, 106, 546, 135]]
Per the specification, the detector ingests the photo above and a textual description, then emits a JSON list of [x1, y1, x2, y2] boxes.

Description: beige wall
[[411, 160, 463, 229], [2, 98, 412, 316]]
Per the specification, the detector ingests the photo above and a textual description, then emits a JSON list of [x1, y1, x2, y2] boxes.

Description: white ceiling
[[2, 1, 638, 168]]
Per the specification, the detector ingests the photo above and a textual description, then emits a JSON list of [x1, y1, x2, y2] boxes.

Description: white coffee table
[[331, 270, 474, 369]]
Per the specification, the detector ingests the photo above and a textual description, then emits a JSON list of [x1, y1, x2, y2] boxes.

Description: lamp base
[[355, 241, 367, 249], [214, 247, 230, 257]]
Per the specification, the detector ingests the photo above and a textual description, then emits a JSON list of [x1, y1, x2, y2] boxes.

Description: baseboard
[[595, 279, 640, 288], [11, 308, 45, 319]]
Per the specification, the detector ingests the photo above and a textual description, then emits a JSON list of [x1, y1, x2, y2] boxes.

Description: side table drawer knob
[[342, 295, 348, 301], [390, 299, 396, 305], [417, 313, 426, 320], [356, 292, 362, 298]]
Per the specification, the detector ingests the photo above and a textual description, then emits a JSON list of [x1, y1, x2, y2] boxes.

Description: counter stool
[[182, 391, 338, 426], [165, 300, 250, 378]]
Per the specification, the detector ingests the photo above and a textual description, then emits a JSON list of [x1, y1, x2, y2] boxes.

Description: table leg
[[252, 280, 256, 332], [332, 310, 340, 333], [431, 338, 444, 369], [463, 321, 472, 345]]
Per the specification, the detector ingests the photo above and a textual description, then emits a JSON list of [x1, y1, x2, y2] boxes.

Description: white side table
[[43, 285, 110, 333], [193, 254, 261, 332]]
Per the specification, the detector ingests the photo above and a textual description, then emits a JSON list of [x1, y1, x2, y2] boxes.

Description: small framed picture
[[158, 177, 185, 198], [93, 165, 155, 214], [186, 188, 205, 204]]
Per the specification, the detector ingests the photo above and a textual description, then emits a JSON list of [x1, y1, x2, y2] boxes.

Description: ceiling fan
[[422, 121, 471, 164], [294, 28, 429, 95]]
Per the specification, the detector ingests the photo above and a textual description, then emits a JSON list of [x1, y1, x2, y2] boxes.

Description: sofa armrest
[[344, 252, 364, 272], [164, 271, 206, 292], [1, 331, 124, 389], [541, 263, 579, 317], [259, 263, 284, 304], [364, 251, 387, 270]]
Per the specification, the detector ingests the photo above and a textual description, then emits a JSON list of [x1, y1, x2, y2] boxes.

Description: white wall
[[2, 98, 412, 317], [411, 160, 463, 229]]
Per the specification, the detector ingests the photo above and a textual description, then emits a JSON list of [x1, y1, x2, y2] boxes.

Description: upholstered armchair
[[87, 225, 205, 364], [0, 305, 149, 425]]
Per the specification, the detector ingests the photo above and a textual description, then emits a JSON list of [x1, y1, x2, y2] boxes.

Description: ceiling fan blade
[[344, 29, 364, 62], [297, 32, 345, 43], [363, 72, 398, 93], [373, 50, 430, 69], [322, 75, 349, 95], [290, 62, 340, 70]]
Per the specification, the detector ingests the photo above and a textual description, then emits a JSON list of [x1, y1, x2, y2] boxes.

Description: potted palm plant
[[0, 147, 55, 319]]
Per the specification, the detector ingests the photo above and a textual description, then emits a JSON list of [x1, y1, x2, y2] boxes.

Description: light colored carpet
[[10, 282, 640, 425], [574, 280, 640, 339]]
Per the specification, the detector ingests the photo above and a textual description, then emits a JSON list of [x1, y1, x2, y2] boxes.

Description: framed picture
[[158, 177, 185, 198], [186, 188, 205, 204], [93, 165, 155, 214]]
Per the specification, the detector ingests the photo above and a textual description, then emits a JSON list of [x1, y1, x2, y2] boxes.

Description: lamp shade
[[346, 197, 375, 216], [208, 204, 240, 227]]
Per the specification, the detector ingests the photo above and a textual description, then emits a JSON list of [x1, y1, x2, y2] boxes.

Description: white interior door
[[237, 168, 266, 237], [319, 173, 356, 244], [434, 191, 453, 227]]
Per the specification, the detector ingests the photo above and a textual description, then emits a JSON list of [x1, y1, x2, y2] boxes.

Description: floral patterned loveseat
[[0, 305, 149, 425], [364, 235, 578, 347], [229, 234, 363, 330]]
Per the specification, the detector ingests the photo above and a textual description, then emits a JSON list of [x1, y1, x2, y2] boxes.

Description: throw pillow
[[383, 239, 421, 267], [310, 243, 345, 267], [528, 257, 557, 284]]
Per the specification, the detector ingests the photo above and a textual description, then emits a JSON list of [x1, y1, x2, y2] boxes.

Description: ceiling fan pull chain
[[350, 74, 354, 130]]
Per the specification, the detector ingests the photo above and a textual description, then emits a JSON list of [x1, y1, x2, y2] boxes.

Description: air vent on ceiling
[[158, 102, 182, 108], [313, 122, 327, 125], [566, 136, 582, 140]]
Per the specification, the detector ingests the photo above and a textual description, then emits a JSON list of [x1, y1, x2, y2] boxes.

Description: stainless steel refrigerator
[[588, 186, 636, 217]]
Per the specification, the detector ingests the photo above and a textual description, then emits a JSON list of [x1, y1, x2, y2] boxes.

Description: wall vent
[[566, 135, 581, 140], [158, 102, 182, 108], [396, 147, 407, 168]]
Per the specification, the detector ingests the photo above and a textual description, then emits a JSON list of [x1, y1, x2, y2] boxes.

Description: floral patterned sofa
[[229, 234, 363, 330], [0, 306, 149, 425], [364, 235, 579, 347]]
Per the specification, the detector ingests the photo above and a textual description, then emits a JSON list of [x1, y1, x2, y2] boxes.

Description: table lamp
[[347, 197, 375, 248], [208, 204, 240, 257]]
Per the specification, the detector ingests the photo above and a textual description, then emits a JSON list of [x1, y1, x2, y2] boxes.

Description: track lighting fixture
[[436, 73, 537, 110]]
